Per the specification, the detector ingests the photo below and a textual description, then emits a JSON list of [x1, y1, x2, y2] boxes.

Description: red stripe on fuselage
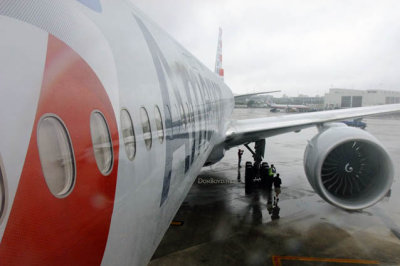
[[0, 35, 119, 265]]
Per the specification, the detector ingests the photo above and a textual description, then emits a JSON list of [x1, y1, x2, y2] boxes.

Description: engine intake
[[304, 123, 393, 210]]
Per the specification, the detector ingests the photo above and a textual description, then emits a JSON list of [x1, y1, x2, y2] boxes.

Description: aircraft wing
[[234, 91, 281, 99], [224, 104, 400, 148]]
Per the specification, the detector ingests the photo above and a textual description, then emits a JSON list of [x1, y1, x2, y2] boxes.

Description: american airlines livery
[[1, 1, 400, 265]]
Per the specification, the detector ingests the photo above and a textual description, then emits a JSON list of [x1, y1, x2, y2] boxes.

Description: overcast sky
[[132, 0, 400, 96]]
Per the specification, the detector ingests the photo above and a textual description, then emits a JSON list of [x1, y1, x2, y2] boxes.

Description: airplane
[[0, 1, 399, 265], [267, 100, 311, 112]]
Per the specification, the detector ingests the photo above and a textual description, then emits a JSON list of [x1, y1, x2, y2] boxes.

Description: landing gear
[[245, 161, 271, 194], [244, 139, 265, 170], [243, 140, 268, 194], [260, 162, 269, 187], [245, 162, 253, 194]]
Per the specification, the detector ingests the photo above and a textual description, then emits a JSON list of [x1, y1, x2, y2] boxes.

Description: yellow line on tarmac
[[272, 255, 379, 266], [170, 221, 184, 226]]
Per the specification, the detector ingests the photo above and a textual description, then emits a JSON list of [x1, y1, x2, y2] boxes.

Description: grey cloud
[[132, 0, 400, 96]]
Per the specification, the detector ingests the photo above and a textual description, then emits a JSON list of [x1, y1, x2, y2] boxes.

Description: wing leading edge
[[224, 104, 400, 148]]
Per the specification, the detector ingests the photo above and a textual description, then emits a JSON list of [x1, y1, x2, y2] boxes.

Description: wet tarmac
[[150, 108, 400, 266]]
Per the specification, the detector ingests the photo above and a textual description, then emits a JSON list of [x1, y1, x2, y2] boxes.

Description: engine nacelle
[[304, 123, 394, 210]]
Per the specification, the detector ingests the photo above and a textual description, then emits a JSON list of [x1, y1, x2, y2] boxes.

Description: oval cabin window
[[0, 160, 6, 220], [37, 115, 76, 197], [90, 111, 113, 175], [140, 107, 152, 150], [120, 109, 136, 160], [154, 105, 164, 143]]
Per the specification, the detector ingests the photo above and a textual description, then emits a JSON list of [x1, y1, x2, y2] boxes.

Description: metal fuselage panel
[[0, 0, 234, 265]]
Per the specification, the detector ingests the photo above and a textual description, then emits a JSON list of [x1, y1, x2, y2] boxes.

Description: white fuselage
[[0, 1, 234, 265]]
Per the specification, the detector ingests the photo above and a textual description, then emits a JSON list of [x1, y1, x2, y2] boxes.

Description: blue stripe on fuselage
[[76, 0, 102, 12]]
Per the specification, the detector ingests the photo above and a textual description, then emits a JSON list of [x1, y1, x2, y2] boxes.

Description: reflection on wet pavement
[[150, 109, 400, 265]]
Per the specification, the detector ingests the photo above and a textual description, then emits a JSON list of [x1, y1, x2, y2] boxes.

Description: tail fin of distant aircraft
[[266, 97, 273, 107], [214, 27, 224, 80]]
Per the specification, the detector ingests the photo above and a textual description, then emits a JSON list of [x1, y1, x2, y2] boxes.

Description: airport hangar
[[324, 88, 400, 109]]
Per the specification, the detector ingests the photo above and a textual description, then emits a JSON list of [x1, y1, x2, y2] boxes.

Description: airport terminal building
[[324, 88, 400, 108]]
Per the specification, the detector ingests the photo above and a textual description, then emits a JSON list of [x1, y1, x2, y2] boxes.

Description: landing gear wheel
[[260, 162, 268, 187], [245, 161, 253, 194]]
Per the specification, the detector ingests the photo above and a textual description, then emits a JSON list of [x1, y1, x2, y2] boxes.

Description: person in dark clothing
[[273, 173, 282, 196], [237, 149, 244, 168]]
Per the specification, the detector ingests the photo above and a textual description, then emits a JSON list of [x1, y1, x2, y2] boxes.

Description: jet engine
[[304, 123, 393, 210]]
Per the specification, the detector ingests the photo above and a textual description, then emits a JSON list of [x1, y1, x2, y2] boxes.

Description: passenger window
[[198, 109, 202, 140], [198, 108, 202, 123], [0, 163, 4, 220], [37, 115, 75, 197], [140, 107, 152, 150], [186, 103, 191, 124], [180, 104, 187, 128], [90, 111, 114, 175], [154, 105, 164, 143], [174, 104, 180, 132], [190, 104, 195, 126], [213, 86, 217, 102], [166, 105, 173, 135], [120, 109, 136, 161]]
